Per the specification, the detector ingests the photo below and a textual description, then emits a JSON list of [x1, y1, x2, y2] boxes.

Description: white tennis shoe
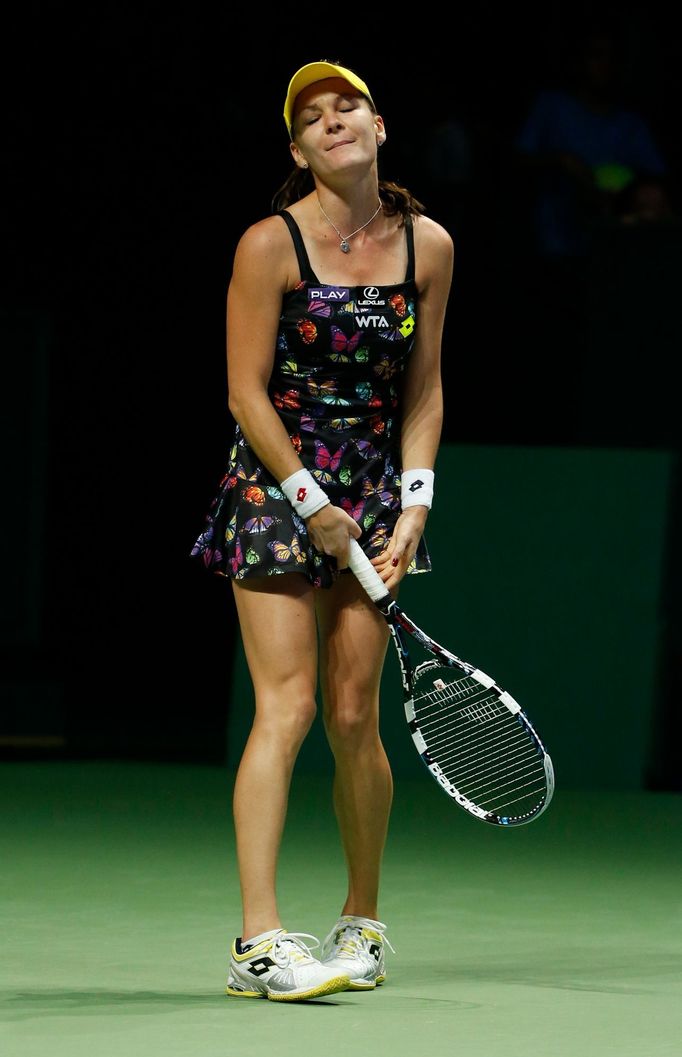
[[320, 915, 395, 990], [226, 928, 350, 1001]]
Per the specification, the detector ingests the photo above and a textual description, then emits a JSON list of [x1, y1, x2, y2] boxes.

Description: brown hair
[[271, 172, 426, 220]]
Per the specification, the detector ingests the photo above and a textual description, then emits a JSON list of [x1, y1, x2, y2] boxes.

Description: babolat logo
[[357, 286, 385, 306], [309, 286, 349, 301]]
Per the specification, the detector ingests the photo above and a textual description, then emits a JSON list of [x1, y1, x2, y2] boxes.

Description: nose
[[325, 112, 345, 134]]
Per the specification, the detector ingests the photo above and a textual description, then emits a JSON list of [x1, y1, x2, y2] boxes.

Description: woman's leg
[[231, 573, 318, 939], [314, 574, 398, 919]]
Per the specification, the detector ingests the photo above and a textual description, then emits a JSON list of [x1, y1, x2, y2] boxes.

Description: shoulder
[[231, 213, 297, 292], [234, 213, 292, 263], [412, 213, 454, 273]]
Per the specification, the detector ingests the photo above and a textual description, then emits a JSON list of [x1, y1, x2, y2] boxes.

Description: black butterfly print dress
[[190, 209, 432, 589]]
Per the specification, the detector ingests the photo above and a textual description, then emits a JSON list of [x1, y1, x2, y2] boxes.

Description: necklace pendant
[[340, 240, 350, 253]]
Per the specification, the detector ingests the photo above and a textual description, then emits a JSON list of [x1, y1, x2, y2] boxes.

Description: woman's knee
[[323, 692, 380, 751], [254, 685, 318, 749]]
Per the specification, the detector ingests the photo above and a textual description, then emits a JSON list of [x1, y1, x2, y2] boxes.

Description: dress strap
[[404, 212, 415, 283], [278, 209, 320, 284]]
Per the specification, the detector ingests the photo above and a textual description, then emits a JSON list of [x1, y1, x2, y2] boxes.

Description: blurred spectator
[[489, 18, 682, 451], [514, 24, 673, 260], [617, 173, 677, 226]]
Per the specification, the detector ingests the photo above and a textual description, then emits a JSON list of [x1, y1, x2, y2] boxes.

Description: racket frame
[[348, 538, 555, 826]]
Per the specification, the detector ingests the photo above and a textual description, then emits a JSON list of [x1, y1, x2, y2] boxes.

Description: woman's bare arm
[[226, 215, 360, 566], [371, 216, 453, 588], [226, 217, 306, 483]]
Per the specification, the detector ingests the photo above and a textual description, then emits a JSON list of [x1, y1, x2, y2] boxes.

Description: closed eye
[[300, 97, 359, 128], [307, 108, 353, 124]]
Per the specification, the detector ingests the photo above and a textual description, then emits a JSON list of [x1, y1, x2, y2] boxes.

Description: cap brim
[[283, 61, 374, 137]]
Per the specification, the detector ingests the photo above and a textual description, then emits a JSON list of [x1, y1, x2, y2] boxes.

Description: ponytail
[[271, 168, 315, 214], [271, 172, 426, 222]]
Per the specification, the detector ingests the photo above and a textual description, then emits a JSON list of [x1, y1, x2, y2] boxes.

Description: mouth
[[327, 139, 354, 151]]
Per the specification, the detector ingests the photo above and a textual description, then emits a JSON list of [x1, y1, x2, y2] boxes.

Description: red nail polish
[[391, 557, 398, 567]]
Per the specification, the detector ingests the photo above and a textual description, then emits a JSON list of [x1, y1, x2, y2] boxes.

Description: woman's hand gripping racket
[[348, 539, 555, 826]]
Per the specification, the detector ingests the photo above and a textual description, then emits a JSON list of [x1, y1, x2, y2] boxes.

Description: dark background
[[2, 3, 681, 785]]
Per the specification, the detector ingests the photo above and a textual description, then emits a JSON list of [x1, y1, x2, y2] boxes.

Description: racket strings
[[436, 726, 539, 781], [414, 682, 510, 743], [417, 698, 506, 741], [413, 675, 549, 819], [454, 758, 547, 805], [432, 725, 545, 804], [419, 675, 490, 710], [419, 705, 527, 760]]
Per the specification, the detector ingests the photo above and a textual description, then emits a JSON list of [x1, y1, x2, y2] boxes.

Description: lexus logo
[[363, 286, 379, 299]]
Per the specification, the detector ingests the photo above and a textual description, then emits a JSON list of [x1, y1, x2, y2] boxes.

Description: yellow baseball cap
[[283, 61, 375, 139]]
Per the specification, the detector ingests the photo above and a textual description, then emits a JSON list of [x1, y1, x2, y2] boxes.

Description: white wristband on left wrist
[[401, 468, 434, 510]]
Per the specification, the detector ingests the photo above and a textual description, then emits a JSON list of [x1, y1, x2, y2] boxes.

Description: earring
[[301, 162, 308, 169]]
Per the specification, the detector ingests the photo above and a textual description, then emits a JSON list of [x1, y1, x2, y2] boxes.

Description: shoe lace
[[271, 931, 321, 969], [322, 917, 396, 958]]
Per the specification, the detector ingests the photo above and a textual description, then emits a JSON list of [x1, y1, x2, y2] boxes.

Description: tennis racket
[[348, 538, 555, 826]]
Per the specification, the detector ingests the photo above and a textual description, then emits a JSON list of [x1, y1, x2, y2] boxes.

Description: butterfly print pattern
[[190, 217, 431, 587]]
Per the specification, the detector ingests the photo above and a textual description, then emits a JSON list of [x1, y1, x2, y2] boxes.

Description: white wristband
[[401, 468, 434, 510], [280, 468, 331, 519]]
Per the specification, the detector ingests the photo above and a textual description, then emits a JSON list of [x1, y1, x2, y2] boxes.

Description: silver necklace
[[317, 196, 383, 253]]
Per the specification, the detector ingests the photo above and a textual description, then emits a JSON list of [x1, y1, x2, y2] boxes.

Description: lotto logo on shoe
[[248, 956, 276, 977], [296, 487, 307, 503], [369, 943, 381, 962]]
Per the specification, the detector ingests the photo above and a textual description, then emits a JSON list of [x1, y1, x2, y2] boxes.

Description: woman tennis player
[[191, 59, 453, 1001]]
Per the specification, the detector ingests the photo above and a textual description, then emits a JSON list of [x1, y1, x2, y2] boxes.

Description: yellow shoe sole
[[268, 974, 351, 1002], [347, 973, 386, 991], [225, 986, 264, 998], [226, 974, 350, 1001]]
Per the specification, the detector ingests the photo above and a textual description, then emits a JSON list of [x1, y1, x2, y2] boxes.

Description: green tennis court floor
[[1, 761, 680, 1057]]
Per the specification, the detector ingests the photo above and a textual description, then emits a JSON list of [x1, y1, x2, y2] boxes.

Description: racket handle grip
[[348, 538, 393, 609]]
